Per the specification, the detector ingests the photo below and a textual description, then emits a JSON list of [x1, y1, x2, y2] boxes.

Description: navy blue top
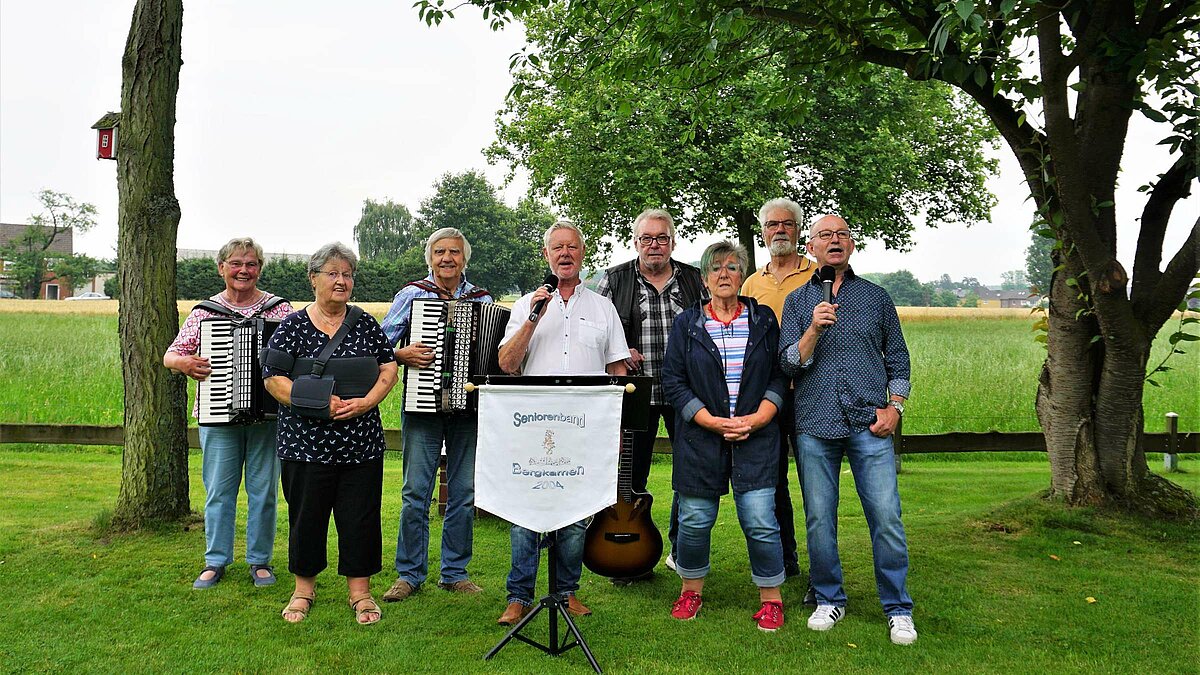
[[264, 309, 397, 464], [779, 268, 911, 439], [661, 297, 787, 497]]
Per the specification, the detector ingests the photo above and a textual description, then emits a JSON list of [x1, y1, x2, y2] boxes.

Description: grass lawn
[[1, 307, 1197, 434], [0, 449, 1196, 673]]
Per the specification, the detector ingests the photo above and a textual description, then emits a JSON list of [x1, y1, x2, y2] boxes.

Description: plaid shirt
[[597, 261, 699, 405]]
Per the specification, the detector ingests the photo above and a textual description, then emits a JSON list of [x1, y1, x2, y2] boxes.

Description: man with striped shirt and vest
[[596, 208, 706, 576], [381, 227, 493, 603]]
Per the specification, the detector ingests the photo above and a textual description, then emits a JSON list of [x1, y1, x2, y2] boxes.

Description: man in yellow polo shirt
[[740, 197, 816, 588]]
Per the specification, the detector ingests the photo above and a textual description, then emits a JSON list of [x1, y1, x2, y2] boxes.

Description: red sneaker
[[671, 591, 703, 620], [753, 600, 784, 632]]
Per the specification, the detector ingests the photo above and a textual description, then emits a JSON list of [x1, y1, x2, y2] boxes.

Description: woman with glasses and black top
[[262, 242, 398, 625], [660, 240, 789, 632]]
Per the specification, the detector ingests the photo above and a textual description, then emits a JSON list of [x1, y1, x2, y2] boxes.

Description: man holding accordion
[[382, 227, 493, 603]]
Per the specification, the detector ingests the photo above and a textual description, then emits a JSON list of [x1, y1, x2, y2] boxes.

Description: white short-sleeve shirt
[[501, 285, 631, 375]]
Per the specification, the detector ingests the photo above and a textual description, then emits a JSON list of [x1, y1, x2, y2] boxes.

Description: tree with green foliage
[[258, 257, 311, 304], [114, 0, 190, 529], [420, 0, 1200, 516], [961, 291, 980, 308], [2, 190, 100, 299], [487, 6, 997, 268], [880, 270, 929, 306], [932, 289, 961, 307], [1026, 232, 1055, 296], [416, 171, 546, 295], [174, 257, 225, 300], [354, 199, 424, 261], [1001, 269, 1029, 292]]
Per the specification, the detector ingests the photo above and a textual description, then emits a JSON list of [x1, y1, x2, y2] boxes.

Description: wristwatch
[[888, 400, 905, 416]]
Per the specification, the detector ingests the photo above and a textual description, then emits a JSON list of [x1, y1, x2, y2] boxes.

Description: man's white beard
[[769, 239, 796, 257]]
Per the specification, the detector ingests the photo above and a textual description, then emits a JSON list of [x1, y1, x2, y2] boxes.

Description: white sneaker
[[889, 615, 918, 645], [664, 554, 677, 572], [807, 604, 845, 631]]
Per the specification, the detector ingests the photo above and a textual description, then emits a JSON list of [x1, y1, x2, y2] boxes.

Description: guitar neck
[[618, 429, 633, 503]]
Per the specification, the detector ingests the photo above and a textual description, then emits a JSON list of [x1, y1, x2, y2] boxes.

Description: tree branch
[[1131, 144, 1197, 314], [1143, 216, 1200, 333]]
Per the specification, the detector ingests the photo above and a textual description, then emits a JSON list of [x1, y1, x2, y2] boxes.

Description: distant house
[[997, 290, 1037, 308], [0, 222, 74, 299]]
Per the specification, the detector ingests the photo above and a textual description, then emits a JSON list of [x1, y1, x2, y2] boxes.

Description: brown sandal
[[349, 592, 382, 625], [282, 591, 315, 623]]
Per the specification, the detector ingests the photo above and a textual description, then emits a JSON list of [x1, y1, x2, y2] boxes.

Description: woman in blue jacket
[[661, 240, 789, 632]]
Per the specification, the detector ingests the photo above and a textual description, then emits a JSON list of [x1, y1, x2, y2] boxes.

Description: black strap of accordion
[[192, 300, 238, 317], [311, 305, 363, 378]]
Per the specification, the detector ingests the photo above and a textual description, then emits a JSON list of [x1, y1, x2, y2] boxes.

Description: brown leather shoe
[[382, 578, 415, 603], [498, 602, 531, 625], [566, 595, 592, 617], [438, 580, 483, 594]]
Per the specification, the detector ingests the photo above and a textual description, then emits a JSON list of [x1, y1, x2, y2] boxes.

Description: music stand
[[476, 375, 651, 675]]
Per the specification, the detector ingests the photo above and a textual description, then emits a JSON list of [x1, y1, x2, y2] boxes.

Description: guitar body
[[583, 431, 664, 578]]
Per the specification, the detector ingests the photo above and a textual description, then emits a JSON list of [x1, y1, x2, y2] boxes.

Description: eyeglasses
[[813, 230, 853, 242], [223, 260, 260, 270], [707, 263, 742, 275], [319, 270, 354, 281], [636, 234, 672, 246], [764, 220, 797, 230]]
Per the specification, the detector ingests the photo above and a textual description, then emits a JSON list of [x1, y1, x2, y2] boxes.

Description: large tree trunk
[[112, 0, 189, 529], [734, 208, 758, 270], [1035, 232, 1196, 518]]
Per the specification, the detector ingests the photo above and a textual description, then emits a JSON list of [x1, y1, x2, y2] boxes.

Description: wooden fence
[[2, 418, 1195, 459]]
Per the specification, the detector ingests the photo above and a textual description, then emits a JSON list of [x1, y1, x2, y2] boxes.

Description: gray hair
[[808, 214, 849, 239], [632, 208, 676, 240], [699, 240, 750, 277], [216, 237, 264, 265], [757, 198, 804, 227], [424, 227, 472, 267], [307, 242, 358, 276], [543, 219, 585, 248]]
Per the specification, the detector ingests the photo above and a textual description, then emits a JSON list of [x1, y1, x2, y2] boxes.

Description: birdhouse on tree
[[91, 112, 121, 160]]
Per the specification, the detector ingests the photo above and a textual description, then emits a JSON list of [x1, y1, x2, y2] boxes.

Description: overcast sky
[[1, 0, 1194, 285]]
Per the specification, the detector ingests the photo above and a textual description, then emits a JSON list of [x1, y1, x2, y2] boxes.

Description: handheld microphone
[[528, 274, 559, 322], [819, 265, 835, 304]]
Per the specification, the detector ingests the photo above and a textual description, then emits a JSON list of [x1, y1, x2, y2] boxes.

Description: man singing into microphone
[[495, 219, 630, 625], [778, 214, 917, 646]]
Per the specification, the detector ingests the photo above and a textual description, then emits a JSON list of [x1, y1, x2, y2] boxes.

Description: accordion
[[197, 317, 281, 426], [402, 298, 511, 413]]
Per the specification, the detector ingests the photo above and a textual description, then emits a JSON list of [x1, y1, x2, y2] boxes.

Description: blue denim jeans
[[506, 520, 588, 605], [198, 422, 280, 567], [393, 411, 477, 587], [797, 430, 913, 616], [675, 488, 786, 588]]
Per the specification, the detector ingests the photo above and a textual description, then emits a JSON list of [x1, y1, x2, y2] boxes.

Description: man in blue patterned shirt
[[778, 214, 917, 645], [381, 227, 493, 604]]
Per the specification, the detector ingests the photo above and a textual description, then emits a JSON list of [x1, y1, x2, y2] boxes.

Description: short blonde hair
[[216, 237, 264, 265], [543, 219, 585, 248]]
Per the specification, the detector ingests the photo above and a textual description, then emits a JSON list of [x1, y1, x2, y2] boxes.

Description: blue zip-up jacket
[[661, 297, 787, 498]]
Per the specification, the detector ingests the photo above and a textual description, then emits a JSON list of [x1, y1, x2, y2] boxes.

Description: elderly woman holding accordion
[[262, 242, 398, 625], [660, 240, 789, 632]]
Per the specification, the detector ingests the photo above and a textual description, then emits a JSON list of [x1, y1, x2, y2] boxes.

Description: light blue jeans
[[393, 411, 477, 587], [198, 423, 279, 568], [797, 430, 913, 616], [675, 488, 786, 588], [506, 520, 588, 605]]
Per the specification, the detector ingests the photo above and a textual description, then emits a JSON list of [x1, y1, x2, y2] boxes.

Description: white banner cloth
[[475, 384, 624, 533]]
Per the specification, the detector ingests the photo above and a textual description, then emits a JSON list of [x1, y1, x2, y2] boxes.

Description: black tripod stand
[[484, 531, 602, 673]]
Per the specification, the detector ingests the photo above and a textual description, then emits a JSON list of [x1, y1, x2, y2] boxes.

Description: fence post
[[1164, 412, 1179, 473], [894, 414, 904, 474]]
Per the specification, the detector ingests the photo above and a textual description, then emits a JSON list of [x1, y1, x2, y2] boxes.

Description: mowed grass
[[1, 303, 1195, 433], [0, 449, 1196, 673]]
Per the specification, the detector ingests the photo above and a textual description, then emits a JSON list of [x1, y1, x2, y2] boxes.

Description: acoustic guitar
[[583, 430, 664, 578]]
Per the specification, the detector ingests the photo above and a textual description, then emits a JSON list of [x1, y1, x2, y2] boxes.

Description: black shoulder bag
[[289, 306, 364, 419]]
